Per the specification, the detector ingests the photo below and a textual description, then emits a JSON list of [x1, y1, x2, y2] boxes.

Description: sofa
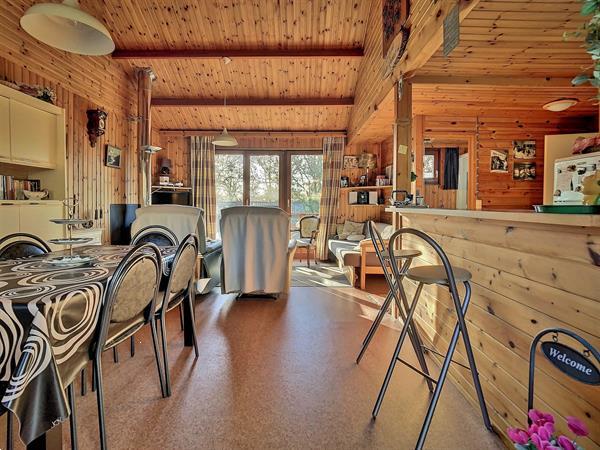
[[328, 221, 392, 289]]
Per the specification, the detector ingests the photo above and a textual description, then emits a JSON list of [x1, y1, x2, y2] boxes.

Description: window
[[423, 149, 440, 184], [215, 153, 244, 225], [289, 153, 323, 227], [215, 150, 323, 230]]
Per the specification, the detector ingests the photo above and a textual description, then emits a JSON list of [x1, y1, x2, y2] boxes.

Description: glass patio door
[[249, 154, 281, 208]]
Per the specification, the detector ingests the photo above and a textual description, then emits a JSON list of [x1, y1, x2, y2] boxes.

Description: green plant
[[566, 0, 600, 92]]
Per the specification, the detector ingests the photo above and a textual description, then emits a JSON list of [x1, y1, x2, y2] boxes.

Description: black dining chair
[[117, 225, 180, 362], [130, 225, 179, 247], [83, 243, 166, 450], [0, 233, 51, 261], [155, 233, 200, 397]]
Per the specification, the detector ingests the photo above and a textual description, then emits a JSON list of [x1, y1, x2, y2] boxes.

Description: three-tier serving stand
[[47, 196, 94, 265]]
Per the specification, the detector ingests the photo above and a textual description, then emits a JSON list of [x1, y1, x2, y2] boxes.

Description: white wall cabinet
[[0, 202, 65, 250], [9, 100, 57, 167], [0, 84, 64, 170], [0, 96, 10, 161], [0, 203, 20, 236]]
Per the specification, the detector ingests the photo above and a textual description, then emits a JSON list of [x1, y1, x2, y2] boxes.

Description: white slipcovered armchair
[[220, 206, 297, 296]]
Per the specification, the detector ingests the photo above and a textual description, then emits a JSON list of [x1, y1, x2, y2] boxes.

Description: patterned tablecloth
[[0, 245, 176, 445]]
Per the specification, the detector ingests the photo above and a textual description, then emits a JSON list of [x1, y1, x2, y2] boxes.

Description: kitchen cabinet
[[0, 202, 65, 249], [0, 96, 10, 161], [0, 203, 20, 237], [9, 100, 57, 168]]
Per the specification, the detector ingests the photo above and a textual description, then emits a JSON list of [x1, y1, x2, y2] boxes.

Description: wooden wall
[[420, 115, 597, 210], [0, 58, 137, 241], [400, 212, 600, 450]]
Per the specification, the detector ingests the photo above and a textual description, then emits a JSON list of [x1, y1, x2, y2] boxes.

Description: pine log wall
[[419, 115, 597, 210], [399, 212, 600, 449]]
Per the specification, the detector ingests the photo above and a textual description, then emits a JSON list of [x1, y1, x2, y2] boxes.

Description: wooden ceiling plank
[[151, 97, 355, 107], [112, 48, 364, 59]]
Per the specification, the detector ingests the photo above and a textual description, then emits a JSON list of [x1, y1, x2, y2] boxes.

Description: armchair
[[220, 206, 297, 296], [294, 215, 319, 267], [130, 205, 222, 294]]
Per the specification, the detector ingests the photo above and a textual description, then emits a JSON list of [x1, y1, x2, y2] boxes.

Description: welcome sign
[[541, 341, 600, 385]]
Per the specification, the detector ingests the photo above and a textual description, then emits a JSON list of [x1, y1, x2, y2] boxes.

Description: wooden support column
[[413, 114, 425, 199], [393, 79, 412, 193], [392, 79, 412, 230]]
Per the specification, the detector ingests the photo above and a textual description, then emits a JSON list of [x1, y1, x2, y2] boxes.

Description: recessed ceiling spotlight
[[542, 98, 578, 112], [222, 56, 232, 65]]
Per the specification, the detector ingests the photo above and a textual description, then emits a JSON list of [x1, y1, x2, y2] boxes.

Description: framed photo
[[513, 162, 536, 181], [105, 145, 122, 168], [490, 149, 508, 173], [513, 140, 536, 159], [340, 176, 350, 188], [343, 155, 359, 169]]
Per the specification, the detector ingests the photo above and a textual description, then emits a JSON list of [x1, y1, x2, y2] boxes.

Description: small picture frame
[[343, 155, 359, 169], [105, 145, 122, 168], [340, 176, 350, 187], [513, 162, 536, 181], [513, 140, 536, 159], [490, 149, 508, 173]]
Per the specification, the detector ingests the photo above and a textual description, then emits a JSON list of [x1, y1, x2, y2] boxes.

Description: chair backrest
[[131, 205, 207, 252], [94, 243, 162, 357], [160, 234, 198, 310], [131, 225, 179, 247], [0, 233, 51, 261], [299, 215, 319, 238], [388, 228, 460, 296]]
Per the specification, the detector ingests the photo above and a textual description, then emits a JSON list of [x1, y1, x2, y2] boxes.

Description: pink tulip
[[507, 427, 529, 445], [557, 435, 576, 450], [531, 433, 552, 450], [538, 425, 551, 441], [542, 420, 555, 436], [529, 409, 555, 426], [567, 416, 589, 437]]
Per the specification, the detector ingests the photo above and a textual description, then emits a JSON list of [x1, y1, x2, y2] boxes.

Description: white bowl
[[23, 190, 48, 200]]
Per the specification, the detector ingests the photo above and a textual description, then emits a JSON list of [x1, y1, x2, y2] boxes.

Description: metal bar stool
[[356, 222, 433, 395], [372, 228, 492, 450]]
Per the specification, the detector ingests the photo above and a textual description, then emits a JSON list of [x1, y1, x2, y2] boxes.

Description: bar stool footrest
[[396, 357, 438, 384], [421, 345, 472, 371]]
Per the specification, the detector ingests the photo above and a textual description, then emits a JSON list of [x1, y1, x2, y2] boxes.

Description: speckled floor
[[45, 284, 502, 449]]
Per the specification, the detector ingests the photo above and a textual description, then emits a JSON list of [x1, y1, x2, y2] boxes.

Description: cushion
[[111, 258, 158, 323], [347, 234, 365, 242], [380, 225, 394, 240], [339, 220, 364, 240], [170, 245, 197, 295]]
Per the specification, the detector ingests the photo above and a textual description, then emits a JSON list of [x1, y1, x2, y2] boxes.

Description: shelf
[[348, 203, 387, 207], [151, 185, 192, 192], [340, 185, 393, 191]]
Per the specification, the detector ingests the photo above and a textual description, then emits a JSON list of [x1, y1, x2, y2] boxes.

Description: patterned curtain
[[190, 135, 217, 238], [316, 136, 345, 260]]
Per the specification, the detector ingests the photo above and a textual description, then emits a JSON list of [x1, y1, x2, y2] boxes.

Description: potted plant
[[567, 0, 600, 93], [507, 409, 590, 450]]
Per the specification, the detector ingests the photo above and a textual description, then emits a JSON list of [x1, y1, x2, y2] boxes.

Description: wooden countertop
[[385, 207, 600, 227]]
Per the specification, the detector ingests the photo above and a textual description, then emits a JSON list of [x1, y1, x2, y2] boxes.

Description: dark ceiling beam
[[151, 97, 354, 107], [112, 48, 364, 59]]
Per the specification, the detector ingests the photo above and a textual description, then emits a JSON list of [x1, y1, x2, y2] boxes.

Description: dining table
[[0, 244, 190, 449]]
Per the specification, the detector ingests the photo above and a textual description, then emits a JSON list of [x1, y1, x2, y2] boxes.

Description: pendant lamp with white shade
[[20, 0, 115, 56], [212, 57, 238, 147]]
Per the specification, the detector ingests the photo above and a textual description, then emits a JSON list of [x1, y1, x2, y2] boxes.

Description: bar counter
[[386, 207, 599, 448]]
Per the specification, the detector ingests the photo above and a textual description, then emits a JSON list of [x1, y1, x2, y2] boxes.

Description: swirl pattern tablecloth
[[0, 245, 175, 444]]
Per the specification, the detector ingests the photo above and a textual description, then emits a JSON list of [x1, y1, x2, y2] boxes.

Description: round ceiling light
[[213, 128, 238, 147], [20, 0, 115, 56], [542, 98, 579, 112]]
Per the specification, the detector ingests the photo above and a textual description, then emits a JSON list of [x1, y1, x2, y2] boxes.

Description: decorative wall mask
[[86, 109, 107, 147], [382, 0, 411, 77]]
